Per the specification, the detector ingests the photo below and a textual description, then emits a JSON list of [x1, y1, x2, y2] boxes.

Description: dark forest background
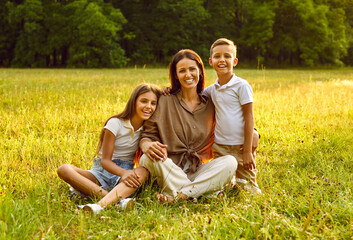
[[1, 0, 352, 68]]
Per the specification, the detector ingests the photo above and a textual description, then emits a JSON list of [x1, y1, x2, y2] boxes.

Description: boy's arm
[[242, 102, 255, 170], [252, 129, 259, 153]]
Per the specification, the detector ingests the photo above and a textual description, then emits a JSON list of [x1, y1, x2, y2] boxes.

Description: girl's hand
[[121, 169, 142, 188], [161, 86, 171, 96], [243, 152, 256, 170], [141, 140, 167, 161]]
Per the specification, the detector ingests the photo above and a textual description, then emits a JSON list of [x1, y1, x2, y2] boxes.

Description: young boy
[[203, 38, 261, 194]]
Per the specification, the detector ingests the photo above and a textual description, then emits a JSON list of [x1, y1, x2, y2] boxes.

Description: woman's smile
[[176, 58, 200, 91]]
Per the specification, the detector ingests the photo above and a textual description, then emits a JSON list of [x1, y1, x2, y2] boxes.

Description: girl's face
[[176, 58, 200, 92], [134, 91, 158, 121]]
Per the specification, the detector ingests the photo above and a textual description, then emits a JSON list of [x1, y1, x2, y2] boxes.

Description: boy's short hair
[[210, 38, 237, 57]]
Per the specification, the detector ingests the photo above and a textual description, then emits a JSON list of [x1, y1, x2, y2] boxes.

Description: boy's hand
[[241, 133, 259, 153], [161, 86, 171, 96], [243, 152, 256, 170]]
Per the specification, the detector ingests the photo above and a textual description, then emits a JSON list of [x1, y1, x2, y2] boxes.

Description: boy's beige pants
[[140, 154, 237, 198], [212, 143, 259, 188]]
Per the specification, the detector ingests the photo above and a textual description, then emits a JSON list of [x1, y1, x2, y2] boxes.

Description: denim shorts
[[88, 158, 135, 191]]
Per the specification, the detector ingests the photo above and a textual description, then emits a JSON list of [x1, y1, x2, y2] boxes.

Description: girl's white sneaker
[[78, 204, 104, 214], [119, 198, 135, 210]]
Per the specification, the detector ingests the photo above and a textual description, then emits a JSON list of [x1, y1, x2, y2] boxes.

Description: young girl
[[57, 83, 160, 214]]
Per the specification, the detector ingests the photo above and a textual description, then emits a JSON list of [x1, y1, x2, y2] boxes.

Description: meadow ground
[[0, 68, 352, 239]]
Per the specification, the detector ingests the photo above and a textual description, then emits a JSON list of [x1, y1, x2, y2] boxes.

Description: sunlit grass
[[1, 68, 352, 239]]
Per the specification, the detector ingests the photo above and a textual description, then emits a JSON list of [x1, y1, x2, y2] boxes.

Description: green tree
[[115, 0, 208, 64], [203, 0, 239, 57], [331, 0, 353, 66], [238, 0, 276, 65], [7, 0, 48, 67], [6, 0, 127, 67], [2, 0, 352, 67], [0, 1, 16, 67], [66, 0, 127, 67], [322, 7, 347, 66], [44, 0, 71, 67], [268, 0, 349, 66]]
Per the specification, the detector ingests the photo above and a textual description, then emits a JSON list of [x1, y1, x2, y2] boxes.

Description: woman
[[139, 49, 238, 202]]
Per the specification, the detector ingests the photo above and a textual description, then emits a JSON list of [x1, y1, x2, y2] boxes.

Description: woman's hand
[[121, 169, 142, 188], [161, 86, 171, 96], [140, 140, 167, 161]]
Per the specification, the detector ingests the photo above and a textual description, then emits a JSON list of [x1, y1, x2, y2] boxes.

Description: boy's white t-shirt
[[97, 118, 143, 161], [203, 74, 253, 145]]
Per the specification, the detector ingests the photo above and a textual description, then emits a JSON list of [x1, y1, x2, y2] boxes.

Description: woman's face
[[175, 58, 200, 92]]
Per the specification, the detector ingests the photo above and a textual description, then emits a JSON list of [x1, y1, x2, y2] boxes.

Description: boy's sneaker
[[207, 190, 224, 199], [235, 178, 262, 195], [78, 204, 104, 214], [119, 198, 135, 210], [243, 184, 262, 195]]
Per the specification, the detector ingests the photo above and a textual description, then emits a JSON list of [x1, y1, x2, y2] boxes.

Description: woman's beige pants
[[140, 154, 237, 198]]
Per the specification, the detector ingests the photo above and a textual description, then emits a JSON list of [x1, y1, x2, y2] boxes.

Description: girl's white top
[[97, 118, 143, 161]]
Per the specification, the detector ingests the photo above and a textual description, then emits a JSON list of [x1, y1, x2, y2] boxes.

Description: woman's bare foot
[[154, 192, 189, 203], [217, 191, 225, 198], [154, 192, 174, 203]]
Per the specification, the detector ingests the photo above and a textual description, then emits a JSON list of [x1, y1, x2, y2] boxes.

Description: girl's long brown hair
[[95, 83, 161, 159]]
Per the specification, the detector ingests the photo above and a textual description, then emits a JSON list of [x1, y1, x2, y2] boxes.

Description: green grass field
[[1, 68, 353, 239]]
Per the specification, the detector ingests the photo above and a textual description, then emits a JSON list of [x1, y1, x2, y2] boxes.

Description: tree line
[[1, 0, 352, 68]]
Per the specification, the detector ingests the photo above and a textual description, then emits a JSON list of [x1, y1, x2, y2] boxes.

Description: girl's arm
[[100, 130, 142, 188], [139, 97, 168, 161], [242, 102, 255, 170]]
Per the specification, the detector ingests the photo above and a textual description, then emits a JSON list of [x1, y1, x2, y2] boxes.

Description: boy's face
[[209, 45, 238, 76]]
